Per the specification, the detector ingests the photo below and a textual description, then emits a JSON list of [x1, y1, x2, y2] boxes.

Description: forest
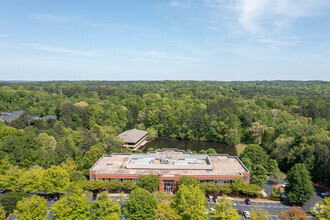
[[0, 80, 329, 218]]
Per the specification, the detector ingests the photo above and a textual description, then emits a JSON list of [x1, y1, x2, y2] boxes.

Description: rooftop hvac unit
[[166, 153, 173, 158], [161, 159, 169, 164], [174, 160, 190, 165], [135, 159, 151, 165]]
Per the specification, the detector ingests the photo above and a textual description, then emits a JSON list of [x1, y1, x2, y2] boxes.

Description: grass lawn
[[235, 143, 247, 156]]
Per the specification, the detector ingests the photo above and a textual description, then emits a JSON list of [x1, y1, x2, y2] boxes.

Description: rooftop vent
[[107, 163, 113, 166], [166, 153, 172, 158]]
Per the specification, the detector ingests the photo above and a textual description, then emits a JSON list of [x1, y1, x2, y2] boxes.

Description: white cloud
[[203, 0, 330, 34], [0, 42, 95, 56], [169, 1, 191, 8]]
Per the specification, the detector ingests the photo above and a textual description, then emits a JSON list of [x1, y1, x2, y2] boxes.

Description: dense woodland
[[0, 81, 329, 217]]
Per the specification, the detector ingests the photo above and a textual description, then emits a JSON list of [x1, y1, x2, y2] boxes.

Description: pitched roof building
[[116, 128, 148, 150], [90, 148, 250, 193], [0, 110, 24, 122]]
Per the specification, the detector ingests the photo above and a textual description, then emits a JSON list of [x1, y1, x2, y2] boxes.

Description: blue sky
[[0, 0, 330, 81]]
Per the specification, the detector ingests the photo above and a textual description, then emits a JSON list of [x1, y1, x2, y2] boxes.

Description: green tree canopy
[[136, 174, 161, 193], [153, 202, 181, 220], [250, 206, 269, 220], [14, 195, 48, 220], [40, 165, 70, 193], [51, 186, 89, 219], [125, 187, 157, 220], [210, 196, 240, 219], [178, 176, 199, 188], [89, 191, 121, 220], [0, 204, 6, 220], [174, 185, 208, 220], [286, 163, 314, 204]]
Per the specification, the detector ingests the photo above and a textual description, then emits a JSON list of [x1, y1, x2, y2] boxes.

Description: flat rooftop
[[90, 148, 249, 176]]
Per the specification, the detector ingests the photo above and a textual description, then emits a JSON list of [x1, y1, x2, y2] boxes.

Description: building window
[[243, 177, 247, 181], [92, 175, 96, 180]]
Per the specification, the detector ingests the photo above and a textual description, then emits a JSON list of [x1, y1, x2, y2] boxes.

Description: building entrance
[[163, 180, 174, 194]]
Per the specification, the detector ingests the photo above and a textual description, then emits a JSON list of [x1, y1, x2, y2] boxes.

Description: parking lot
[[233, 199, 290, 209]]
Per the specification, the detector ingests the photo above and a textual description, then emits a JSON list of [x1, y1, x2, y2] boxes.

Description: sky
[[0, 0, 330, 81]]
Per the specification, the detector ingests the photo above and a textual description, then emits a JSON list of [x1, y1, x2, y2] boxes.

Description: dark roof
[[116, 128, 148, 143], [33, 115, 58, 120], [0, 110, 24, 121]]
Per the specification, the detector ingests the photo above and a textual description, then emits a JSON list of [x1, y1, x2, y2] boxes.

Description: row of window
[[199, 179, 232, 184], [96, 178, 139, 183]]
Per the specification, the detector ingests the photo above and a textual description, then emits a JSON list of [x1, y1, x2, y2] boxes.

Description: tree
[[146, 127, 158, 140], [0, 157, 23, 191], [250, 165, 267, 186], [107, 179, 122, 192], [83, 144, 105, 169], [89, 191, 121, 220], [19, 166, 44, 192], [249, 121, 267, 145], [37, 133, 56, 150], [0, 205, 5, 220], [310, 197, 330, 220], [125, 187, 157, 220], [51, 186, 89, 219], [269, 170, 286, 184], [269, 186, 281, 201], [0, 192, 28, 215], [136, 175, 161, 192], [178, 176, 199, 188], [250, 206, 269, 220], [280, 207, 308, 220], [122, 180, 135, 192], [231, 178, 246, 193], [153, 202, 181, 220], [174, 185, 208, 220], [240, 145, 268, 169], [40, 165, 70, 193], [267, 159, 279, 173], [210, 196, 240, 219], [14, 195, 48, 220], [285, 163, 314, 204]]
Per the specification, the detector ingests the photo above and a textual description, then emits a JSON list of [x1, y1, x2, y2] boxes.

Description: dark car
[[93, 193, 97, 200], [212, 195, 218, 203], [53, 196, 59, 201], [245, 198, 251, 205], [47, 196, 54, 201], [238, 210, 244, 216], [205, 195, 210, 202]]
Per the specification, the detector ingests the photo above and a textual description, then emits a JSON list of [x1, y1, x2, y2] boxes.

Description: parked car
[[47, 196, 54, 201], [321, 192, 330, 197], [205, 195, 210, 202], [212, 195, 218, 203], [238, 210, 244, 216], [92, 193, 97, 200], [53, 196, 59, 201], [243, 211, 251, 218], [281, 183, 287, 188], [244, 198, 251, 205]]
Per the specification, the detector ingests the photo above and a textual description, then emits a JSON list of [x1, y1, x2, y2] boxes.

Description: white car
[[281, 183, 287, 188], [243, 211, 251, 218], [321, 192, 330, 196]]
